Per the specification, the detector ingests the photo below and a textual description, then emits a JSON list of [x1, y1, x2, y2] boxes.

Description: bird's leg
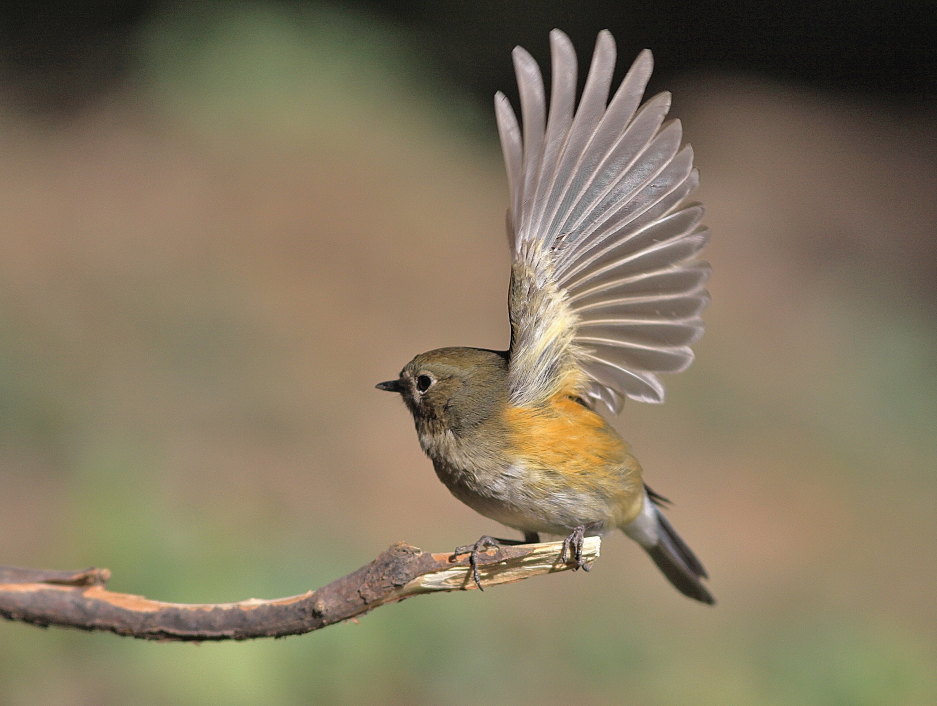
[[560, 525, 590, 572], [523, 531, 541, 543]]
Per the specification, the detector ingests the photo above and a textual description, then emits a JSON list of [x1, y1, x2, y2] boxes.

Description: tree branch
[[0, 538, 600, 641]]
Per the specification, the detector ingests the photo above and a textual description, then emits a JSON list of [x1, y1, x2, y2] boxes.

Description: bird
[[376, 29, 714, 604]]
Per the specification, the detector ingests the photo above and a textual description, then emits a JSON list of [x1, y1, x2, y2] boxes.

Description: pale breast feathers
[[498, 30, 710, 414]]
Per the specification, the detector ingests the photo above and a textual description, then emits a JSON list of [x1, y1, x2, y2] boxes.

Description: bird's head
[[376, 347, 509, 434]]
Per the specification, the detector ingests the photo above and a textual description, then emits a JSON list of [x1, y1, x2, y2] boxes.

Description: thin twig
[[0, 538, 600, 641]]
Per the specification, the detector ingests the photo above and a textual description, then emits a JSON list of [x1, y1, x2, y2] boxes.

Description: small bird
[[377, 30, 714, 604]]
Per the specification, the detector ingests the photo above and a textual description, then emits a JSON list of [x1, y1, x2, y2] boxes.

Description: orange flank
[[503, 394, 645, 526]]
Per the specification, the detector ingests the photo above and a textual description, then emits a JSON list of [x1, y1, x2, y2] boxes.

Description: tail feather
[[624, 493, 715, 605], [646, 511, 715, 604], [656, 510, 708, 579]]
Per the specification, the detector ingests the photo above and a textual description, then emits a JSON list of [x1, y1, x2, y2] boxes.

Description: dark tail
[[644, 510, 715, 605]]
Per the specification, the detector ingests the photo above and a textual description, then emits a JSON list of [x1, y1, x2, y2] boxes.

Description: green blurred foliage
[[1, 3, 935, 704]]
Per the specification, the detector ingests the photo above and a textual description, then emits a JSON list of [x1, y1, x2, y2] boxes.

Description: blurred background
[[1, 1, 935, 703]]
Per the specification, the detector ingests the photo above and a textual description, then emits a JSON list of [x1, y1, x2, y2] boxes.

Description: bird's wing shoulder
[[498, 29, 709, 414]]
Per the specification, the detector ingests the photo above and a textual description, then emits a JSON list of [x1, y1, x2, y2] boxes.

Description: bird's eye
[[416, 374, 434, 393]]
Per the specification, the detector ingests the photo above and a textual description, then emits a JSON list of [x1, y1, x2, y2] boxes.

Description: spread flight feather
[[500, 29, 709, 414]]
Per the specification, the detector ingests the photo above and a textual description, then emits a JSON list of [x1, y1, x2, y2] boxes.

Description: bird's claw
[[560, 525, 590, 572], [451, 535, 503, 590]]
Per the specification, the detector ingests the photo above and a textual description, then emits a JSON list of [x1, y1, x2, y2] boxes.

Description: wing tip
[[511, 45, 541, 84], [635, 47, 654, 66], [549, 27, 571, 45], [595, 28, 616, 53]]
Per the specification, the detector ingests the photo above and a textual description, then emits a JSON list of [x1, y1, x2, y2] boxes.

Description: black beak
[[375, 378, 404, 393]]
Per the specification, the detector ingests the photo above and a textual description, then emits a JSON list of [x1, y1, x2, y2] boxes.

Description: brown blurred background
[[1, 1, 935, 703]]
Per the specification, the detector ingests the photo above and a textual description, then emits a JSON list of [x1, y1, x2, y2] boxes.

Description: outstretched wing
[[498, 29, 709, 414]]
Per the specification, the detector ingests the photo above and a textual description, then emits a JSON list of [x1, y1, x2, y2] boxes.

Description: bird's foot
[[451, 535, 505, 590], [560, 525, 591, 572], [450, 533, 543, 589]]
